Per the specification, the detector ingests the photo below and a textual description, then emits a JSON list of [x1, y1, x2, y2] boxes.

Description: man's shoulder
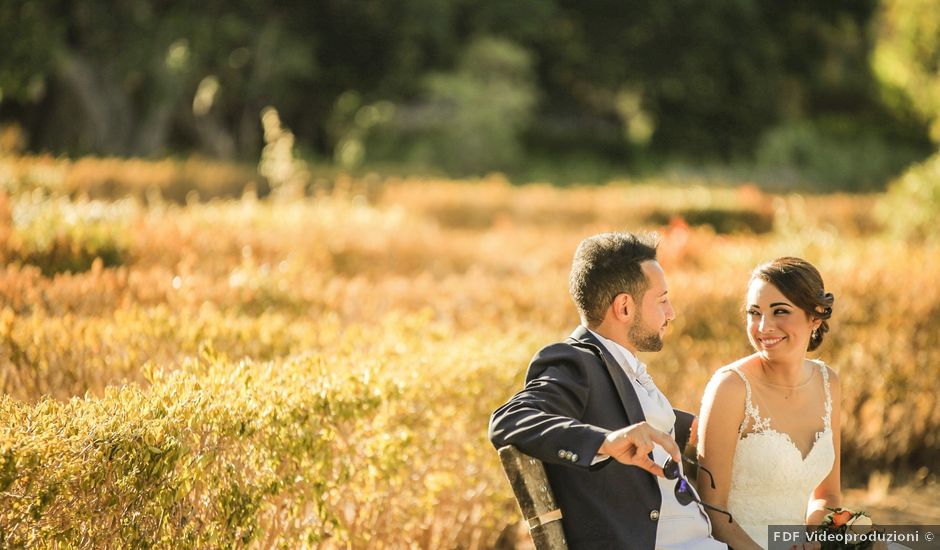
[[532, 339, 602, 364], [525, 339, 607, 382]]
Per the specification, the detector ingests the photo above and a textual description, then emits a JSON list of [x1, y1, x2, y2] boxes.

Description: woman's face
[[746, 279, 819, 360]]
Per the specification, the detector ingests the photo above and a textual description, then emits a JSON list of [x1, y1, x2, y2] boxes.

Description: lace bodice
[[725, 361, 835, 549]]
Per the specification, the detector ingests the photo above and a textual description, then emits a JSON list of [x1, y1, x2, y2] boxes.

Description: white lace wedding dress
[[725, 361, 835, 549]]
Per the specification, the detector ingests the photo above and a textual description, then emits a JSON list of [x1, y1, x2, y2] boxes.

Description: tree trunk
[[55, 50, 134, 155]]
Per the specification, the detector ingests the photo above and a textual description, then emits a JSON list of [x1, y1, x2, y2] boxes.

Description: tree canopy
[[0, 0, 936, 185]]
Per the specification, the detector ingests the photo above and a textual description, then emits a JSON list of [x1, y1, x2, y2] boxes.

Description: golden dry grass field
[[0, 155, 938, 548]]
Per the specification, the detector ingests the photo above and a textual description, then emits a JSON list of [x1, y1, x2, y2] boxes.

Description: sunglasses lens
[[674, 479, 694, 506], [669, 469, 735, 524], [663, 459, 679, 480]]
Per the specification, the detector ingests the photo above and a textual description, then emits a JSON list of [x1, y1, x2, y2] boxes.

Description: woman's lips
[[760, 336, 784, 348]]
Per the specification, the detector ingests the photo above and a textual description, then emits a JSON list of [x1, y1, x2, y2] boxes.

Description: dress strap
[[727, 367, 766, 438], [817, 361, 832, 432]]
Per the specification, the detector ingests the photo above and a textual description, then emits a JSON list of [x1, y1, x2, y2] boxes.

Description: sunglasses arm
[[700, 501, 734, 524]]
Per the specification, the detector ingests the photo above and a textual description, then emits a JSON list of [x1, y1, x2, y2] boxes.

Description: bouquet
[[813, 507, 877, 550]]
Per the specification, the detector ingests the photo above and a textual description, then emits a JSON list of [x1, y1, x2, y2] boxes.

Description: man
[[489, 232, 726, 549]]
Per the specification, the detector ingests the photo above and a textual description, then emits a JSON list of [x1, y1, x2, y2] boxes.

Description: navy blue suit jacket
[[489, 326, 695, 549]]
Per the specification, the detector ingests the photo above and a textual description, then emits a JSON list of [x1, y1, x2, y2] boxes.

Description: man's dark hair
[[569, 232, 659, 326]]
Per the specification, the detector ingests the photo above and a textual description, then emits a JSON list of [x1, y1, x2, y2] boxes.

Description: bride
[[697, 257, 840, 550]]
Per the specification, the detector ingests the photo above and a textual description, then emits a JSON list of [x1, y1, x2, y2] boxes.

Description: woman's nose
[[758, 315, 773, 332]]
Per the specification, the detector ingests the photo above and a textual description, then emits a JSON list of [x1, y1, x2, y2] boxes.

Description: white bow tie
[[632, 361, 659, 396]]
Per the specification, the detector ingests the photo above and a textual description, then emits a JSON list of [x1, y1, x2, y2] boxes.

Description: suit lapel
[[567, 326, 647, 425]]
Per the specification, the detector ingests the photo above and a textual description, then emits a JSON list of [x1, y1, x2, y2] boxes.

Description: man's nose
[[666, 302, 676, 321]]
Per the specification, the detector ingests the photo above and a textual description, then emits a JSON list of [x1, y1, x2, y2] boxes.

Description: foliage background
[[1, 0, 939, 188], [0, 162, 938, 547], [1, 0, 940, 548]]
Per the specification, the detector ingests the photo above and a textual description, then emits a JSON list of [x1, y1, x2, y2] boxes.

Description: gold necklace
[[758, 361, 814, 399]]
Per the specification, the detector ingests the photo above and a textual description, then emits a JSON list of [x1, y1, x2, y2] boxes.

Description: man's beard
[[629, 310, 665, 352]]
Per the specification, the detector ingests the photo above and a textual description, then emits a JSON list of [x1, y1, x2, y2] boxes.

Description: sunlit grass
[[0, 156, 937, 547]]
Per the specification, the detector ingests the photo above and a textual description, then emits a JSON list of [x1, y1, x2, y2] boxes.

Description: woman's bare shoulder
[[708, 355, 759, 388], [808, 358, 841, 387], [703, 356, 756, 404], [699, 359, 750, 442]]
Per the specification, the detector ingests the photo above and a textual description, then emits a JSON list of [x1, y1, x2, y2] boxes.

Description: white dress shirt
[[588, 328, 725, 550]]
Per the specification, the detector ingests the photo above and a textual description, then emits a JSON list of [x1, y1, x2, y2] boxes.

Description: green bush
[[354, 37, 537, 177], [754, 118, 929, 191], [0, 352, 386, 548], [4, 197, 133, 276], [0, 317, 531, 548], [878, 151, 940, 242]]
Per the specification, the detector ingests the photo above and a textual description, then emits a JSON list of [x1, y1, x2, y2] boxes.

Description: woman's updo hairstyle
[[750, 257, 834, 352]]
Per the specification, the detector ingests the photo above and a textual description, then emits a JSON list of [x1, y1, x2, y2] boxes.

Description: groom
[[489, 232, 726, 549]]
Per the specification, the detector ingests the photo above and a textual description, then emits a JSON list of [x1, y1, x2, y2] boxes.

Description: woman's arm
[[698, 369, 764, 550], [806, 367, 842, 525]]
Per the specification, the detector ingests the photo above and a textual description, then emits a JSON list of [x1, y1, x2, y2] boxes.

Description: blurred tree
[[874, 0, 940, 240], [0, 1, 61, 105], [0, 0, 316, 158], [748, 0, 934, 190], [0, 0, 933, 182], [350, 37, 536, 175], [874, 0, 940, 143], [523, 0, 893, 161], [283, 0, 461, 156]]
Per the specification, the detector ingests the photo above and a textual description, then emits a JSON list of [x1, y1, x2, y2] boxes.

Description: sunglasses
[[662, 456, 734, 524]]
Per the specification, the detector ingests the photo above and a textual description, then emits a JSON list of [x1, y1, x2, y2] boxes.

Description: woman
[[697, 257, 840, 550]]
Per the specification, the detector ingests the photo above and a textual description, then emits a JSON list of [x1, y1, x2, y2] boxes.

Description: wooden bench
[[497, 445, 568, 550]]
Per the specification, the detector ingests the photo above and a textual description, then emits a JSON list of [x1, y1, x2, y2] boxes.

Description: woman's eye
[[747, 310, 760, 317], [774, 308, 789, 315]]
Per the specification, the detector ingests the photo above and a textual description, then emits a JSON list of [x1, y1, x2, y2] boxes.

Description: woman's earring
[[812, 329, 818, 339]]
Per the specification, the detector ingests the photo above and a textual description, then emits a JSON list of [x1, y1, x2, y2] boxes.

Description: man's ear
[[611, 293, 635, 323]]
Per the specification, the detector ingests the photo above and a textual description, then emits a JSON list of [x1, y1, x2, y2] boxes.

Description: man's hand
[[597, 422, 680, 477]]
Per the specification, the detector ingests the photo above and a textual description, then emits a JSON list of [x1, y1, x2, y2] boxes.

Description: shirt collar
[[586, 326, 641, 373]]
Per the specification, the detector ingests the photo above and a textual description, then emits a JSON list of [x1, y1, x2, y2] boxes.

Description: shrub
[[0, 317, 537, 548], [0, 155, 264, 201], [878, 151, 940, 242], [0, 169, 936, 547], [1, 196, 133, 276], [645, 207, 774, 234], [357, 37, 537, 176], [754, 118, 929, 191], [0, 351, 386, 548]]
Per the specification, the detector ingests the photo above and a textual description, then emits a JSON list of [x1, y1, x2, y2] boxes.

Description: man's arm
[[489, 343, 609, 469], [489, 343, 679, 474]]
